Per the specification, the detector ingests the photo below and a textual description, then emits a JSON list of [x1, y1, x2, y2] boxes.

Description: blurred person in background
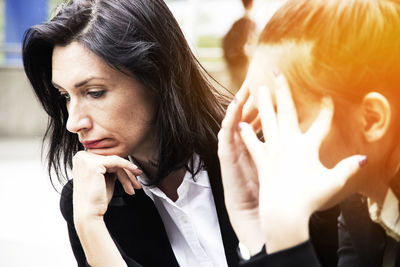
[[219, 0, 400, 266], [21, 0, 247, 266], [222, 0, 257, 93]]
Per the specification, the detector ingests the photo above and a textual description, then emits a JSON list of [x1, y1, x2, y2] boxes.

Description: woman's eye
[[60, 93, 70, 101], [88, 90, 105, 98]]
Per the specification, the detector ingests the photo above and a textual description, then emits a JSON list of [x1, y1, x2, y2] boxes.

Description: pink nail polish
[[358, 156, 367, 167], [238, 122, 243, 131], [273, 68, 281, 77]]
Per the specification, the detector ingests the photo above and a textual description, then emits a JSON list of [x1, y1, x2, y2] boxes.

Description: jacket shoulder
[[60, 180, 74, 225]]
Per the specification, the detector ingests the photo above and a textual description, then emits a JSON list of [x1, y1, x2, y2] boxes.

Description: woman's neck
[[389, 170, 400, 201], [364, 167, 400, 206], [158, 168, 187, 202], [134, 157, 159, 180], [133, 156, 187, 202], [361, 179, 389, 207]]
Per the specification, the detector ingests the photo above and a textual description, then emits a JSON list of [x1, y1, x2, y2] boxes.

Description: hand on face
[[220, 70, 367, 253], [71, 151, 142, 222], [218, 87, 264, 255]]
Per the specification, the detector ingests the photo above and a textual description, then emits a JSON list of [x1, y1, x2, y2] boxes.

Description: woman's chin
[[86, 147, 126, 157]]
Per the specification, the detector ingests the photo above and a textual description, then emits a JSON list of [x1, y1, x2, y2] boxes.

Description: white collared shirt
[[368, 188, 400, 241], [139, 164, 228, 267]]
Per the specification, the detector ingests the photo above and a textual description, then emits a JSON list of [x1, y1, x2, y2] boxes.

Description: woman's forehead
[[52, 42, 117, 88], [246, 42, 314, 87], [245, 42, 322, 107]]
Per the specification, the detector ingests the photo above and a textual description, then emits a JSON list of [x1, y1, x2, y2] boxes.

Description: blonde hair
[[260, 0, 400, 104]]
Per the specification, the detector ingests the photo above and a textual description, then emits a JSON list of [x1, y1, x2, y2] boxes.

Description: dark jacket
[[239, 208, 339, 267], [337, 194, 400, 267], [241, 195, 400, 267], [60, 161, 240, 267]]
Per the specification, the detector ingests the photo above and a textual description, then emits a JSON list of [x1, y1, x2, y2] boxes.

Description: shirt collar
[[368, 188, 400, 241], [138, 154, 210, 202]]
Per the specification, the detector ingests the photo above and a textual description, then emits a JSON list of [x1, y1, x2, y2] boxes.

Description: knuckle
[[217, 130, 224, 140], [217, 147, 223, 157], [109, 155, 120, 162], [221, 118, 230, 129], [73, 151, 86, 163]]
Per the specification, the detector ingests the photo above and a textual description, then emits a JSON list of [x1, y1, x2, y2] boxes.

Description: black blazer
[[239, 209, 340, 267], [60, 161, 240, 267], [240, 195, 400, 267], [337, 194, 400, 267]]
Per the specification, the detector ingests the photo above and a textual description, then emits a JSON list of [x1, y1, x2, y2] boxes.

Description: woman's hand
[[72, 151, 142, 221], [236, 72, 366, 253], [71, 151, 142, 267], [218, 87, 264, 255]]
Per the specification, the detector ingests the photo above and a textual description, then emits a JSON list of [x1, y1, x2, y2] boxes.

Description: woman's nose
[[66, 100, 92, 134]]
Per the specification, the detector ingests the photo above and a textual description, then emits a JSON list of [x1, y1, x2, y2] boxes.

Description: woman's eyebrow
[[51, 81, 63, 90], [74, 77, 108, 88], [51, 77, 109, 90]]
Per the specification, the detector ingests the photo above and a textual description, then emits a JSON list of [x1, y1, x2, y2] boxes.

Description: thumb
[[330, 155, 367, 189], [316, 155, 367, 211]]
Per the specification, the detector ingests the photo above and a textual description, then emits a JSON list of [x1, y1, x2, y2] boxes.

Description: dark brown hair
[[23, 0, 229, 186]]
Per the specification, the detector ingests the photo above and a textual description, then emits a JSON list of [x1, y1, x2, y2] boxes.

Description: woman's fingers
[[256, 85, 278, 143], [235, 85, 260, 126], [238, 122, 263, 169], [273, 71, 300, 134], [306, 97, 334, 149], [123, 168, 142, 189], [316, 155, 367, 210], [250, 116, 262, 134], [220, 91, 246, 143], [102, 155, 141, 175], [99, 155, 142, 195], [242, 94, 259, 124], [235, 84, 250, 103], [116, 169, 136, 195], [330, 155, 367, 188]]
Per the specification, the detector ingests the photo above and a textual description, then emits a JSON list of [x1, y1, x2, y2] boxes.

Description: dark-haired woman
[[23, 0, 239, 266]]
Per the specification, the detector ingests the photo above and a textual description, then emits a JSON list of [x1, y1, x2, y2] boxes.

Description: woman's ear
[[361, 92, 392, 142]]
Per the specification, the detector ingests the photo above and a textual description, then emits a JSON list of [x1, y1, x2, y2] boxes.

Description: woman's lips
[[81, 139, 108, 149]]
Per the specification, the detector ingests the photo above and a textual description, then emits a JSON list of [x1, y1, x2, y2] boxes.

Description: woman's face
[[245, 45, 357, 169], [52, 42, 158, 159]]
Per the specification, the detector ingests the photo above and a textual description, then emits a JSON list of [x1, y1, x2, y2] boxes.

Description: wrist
[[263, 211, 310, 254], [229, 209, 264, 255], [73, 215, 126, 267], [74, 213, 105, 233]]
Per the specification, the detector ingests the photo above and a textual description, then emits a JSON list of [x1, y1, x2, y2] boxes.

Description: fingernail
[[358, 156, 367, 167], [126, 187, 134, 195], [273, 68, 281, 77], [238, 122, 245, 131], [233, 97, 238, 104], [321, 96, 333, 108]]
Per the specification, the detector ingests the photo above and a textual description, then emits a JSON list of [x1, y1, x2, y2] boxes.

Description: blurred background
[[0, 0, 284, 266]]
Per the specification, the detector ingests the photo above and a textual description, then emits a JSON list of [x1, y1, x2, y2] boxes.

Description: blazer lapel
[[206, 158, 240, 267]]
